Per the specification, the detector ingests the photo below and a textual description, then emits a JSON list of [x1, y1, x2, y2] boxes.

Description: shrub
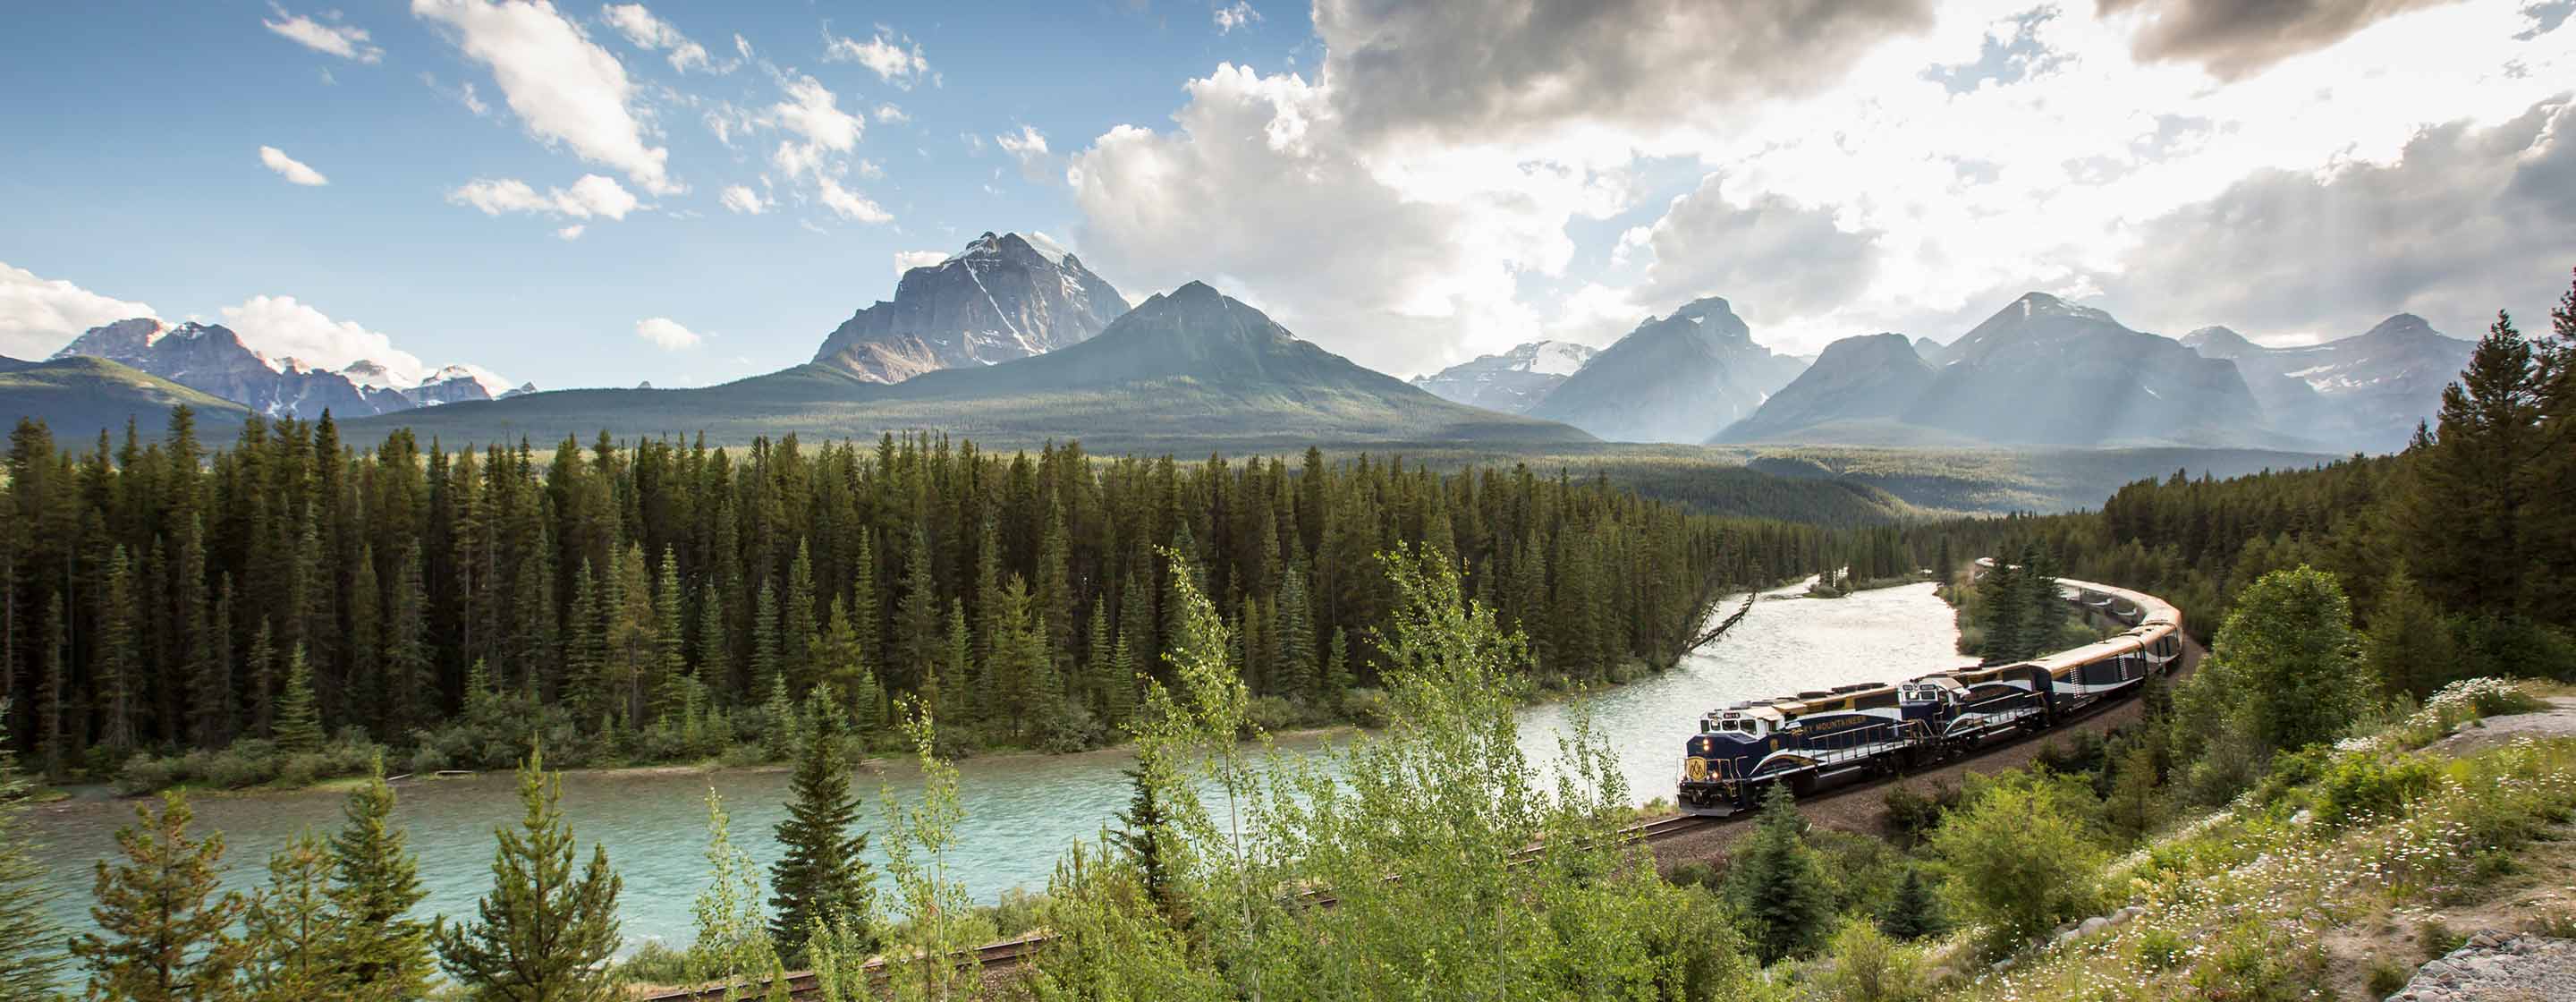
[[1878, 779, 1959, 847], [1338, 687, 1392, 728], [112, 735, 382, 794], [1808, 920, 1932, 1002], [1930, 773, 2106, 950], [2134, 928, 2189, 971], [2310, 753, 2437, 828], [2366, 958, 2412, 997], [613, 939, 691, 988]]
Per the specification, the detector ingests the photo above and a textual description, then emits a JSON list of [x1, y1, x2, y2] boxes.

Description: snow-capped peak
[[947, 231, 1074, 268], [1524, 341, 1596, 377], [421, 363, 517, 398]]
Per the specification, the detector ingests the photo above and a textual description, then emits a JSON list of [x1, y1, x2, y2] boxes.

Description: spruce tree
[[1109, 764, 1180, 924], [750, 579, 782, 702], [1719, 783, 1832, 964], [326, 761, 433, 1001], [435, 748, 623, 1001], [0, 717, 65, 994], [768, 724, 874, 959], [274, 645, 324, 753], [72, 793, 251, 1001], [1877, 866, 1945, 941], [246, 619, 277, 741], [2364, 564, 2456, 698], [386, 543, 433, 737], [244, 831, 349, 1001]]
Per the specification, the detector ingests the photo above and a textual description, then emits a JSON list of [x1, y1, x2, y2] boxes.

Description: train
[[1674, 561, 2183, 816]]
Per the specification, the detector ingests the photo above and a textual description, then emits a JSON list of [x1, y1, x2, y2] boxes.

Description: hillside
[[0, 355, 251, 438], [1527, 297, 1807, 444], [350, 282, 1592, 452]]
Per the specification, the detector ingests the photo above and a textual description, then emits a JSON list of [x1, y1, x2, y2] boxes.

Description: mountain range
[[1410, 340, 1598, 413], [340, 280, 1589, 451], [2180, 315, 2471, 452], [1526, 298, 1807, 444], [50, 318, 530, 421], [813, 232, 1130, 384]]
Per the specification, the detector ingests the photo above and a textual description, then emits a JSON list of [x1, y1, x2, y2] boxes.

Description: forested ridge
[[0, 417, 1820, 780]]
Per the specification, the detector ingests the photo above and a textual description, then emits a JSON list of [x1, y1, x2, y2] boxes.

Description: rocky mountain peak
[[813, 228, 1131, 384], [2181, 326, 2260, 359], [1526, 295, 1805, 443], [2360, 313, 2441, 341], [1408, 340, 1600, 414]]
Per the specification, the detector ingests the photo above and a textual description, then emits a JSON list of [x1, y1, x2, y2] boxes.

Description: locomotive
[[1675, 565, 2183, 816]]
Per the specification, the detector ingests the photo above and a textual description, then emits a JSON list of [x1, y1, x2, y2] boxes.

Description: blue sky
[[4, 1, 2572, 391]]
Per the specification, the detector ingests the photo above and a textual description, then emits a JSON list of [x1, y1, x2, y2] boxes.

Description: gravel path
[[1652, 633, 2205, 865], [2389, 932, 2576, 1001]]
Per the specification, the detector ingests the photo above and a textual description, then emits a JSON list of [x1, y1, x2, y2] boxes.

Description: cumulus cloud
[[264, 5, 384, 62], [633, 317, 702, 350], [1071, 64, 1578, 376], [893, 250, 949, 277], [0, 262, 157, 359], [556, 224, 586, 240], [718, 184, 767, 214], [599, 3, 724, 72], [2100, 95, 2576, 342], [412, 0, 679, 195], [2097, 0, 2453, 79], [1628, 176, 1882, 323], [875, 103, 908, 123], [769, 75, 863, 154], [258, 146, 330, 186], [447, 174, 641, 219], [1311, 0, 1935, 145], [220, 294, 429, 380], [1215, 2, 1260, 33], [825, 26, 934, 89]]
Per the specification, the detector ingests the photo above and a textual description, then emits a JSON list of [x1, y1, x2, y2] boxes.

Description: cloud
[[634, 317, 703, 350], [875, 103, 909, 123], [719, 184, 767, 214], [2099, 95, 2576, 343], [1071, 64, 1579, 376], [825, 26, 934, 89], [412, 0, 679, 195], [818, 176, 891, 223], [264, 4, 384, 62], [996, 124, 1055, 183], [1215, 2, 1260, 33], [599, 3, 726, 73], [893, 250, 948, 276], [0, 262, 157, 359], [446, 174, 641, 219], [556, 224, 586, 240], [220, 294, 429, 381], [2097, 0, 2453, 79], [258, 146, 331, 186], [769, 75, 863, 154], [1627, 175, 1882, 322], [1310, 0, 1936, 146]]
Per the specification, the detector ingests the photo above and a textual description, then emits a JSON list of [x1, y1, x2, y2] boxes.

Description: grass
[[1948, 681, 2576, 1002]]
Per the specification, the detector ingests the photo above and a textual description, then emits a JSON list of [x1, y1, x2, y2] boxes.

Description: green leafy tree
[[435, 748, 623, 1001], [1720, 782, 1834, 963], [326, 760, 434, 1001], [876, 702, 982, 1002], [2181, 565, 2368, 758], [72, 793, 251, 1002], [688, 792, 789, 1002], [243, 832, 349, 1001], [768, 724, 875, 959], [1930, 777, 2105, 950]]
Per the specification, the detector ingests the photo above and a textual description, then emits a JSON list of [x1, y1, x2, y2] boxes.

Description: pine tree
[[1109, 764, 1181, 925], [244, 831, 349, 1001], [895, 529, 939, 697], [0, 717, 66, 993], [97, 546, 140, 756], [1977, 556, 2025, 665], [72, 793, 252, 1001], [651, 549, 686, 725], [768, 725, 875, 959], [246, 619, 278, 742], [750, 579, 783, 702], [326, 760, 433, 1001], [386, 543, 433, 737], [435, 748, 623, 1001], [1719, 783, 1832, 964], [2363, 564, 2455, 698], [1322, 625, 1353, 708], [784, 541, 818, 696], [1877, 866, 1945, 941], [274, 645, 324, 754], [2401, 310, 2546, 616]]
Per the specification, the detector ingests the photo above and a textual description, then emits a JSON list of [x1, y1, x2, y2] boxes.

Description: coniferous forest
[[0, 421, 1819, 784]]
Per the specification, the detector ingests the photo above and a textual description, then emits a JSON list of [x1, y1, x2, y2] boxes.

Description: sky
[[2, 0, 2572, 392]]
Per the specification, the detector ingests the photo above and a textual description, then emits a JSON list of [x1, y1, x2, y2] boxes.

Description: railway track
[[646, 582, 2176, 1001]]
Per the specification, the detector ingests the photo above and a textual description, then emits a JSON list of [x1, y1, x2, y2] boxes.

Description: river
[[25, 579, 1968, 953]]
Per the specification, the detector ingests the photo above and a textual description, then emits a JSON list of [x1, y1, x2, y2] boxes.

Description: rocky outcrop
[[812, 231, 1130, 383], [2387, 931, 2576, 1001]]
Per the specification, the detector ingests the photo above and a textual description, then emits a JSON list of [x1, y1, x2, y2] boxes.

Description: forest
[[0, 418, 1826, 786]]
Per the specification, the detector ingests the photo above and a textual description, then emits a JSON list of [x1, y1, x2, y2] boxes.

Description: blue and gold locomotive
[[1677, 569, 2182, 816]]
